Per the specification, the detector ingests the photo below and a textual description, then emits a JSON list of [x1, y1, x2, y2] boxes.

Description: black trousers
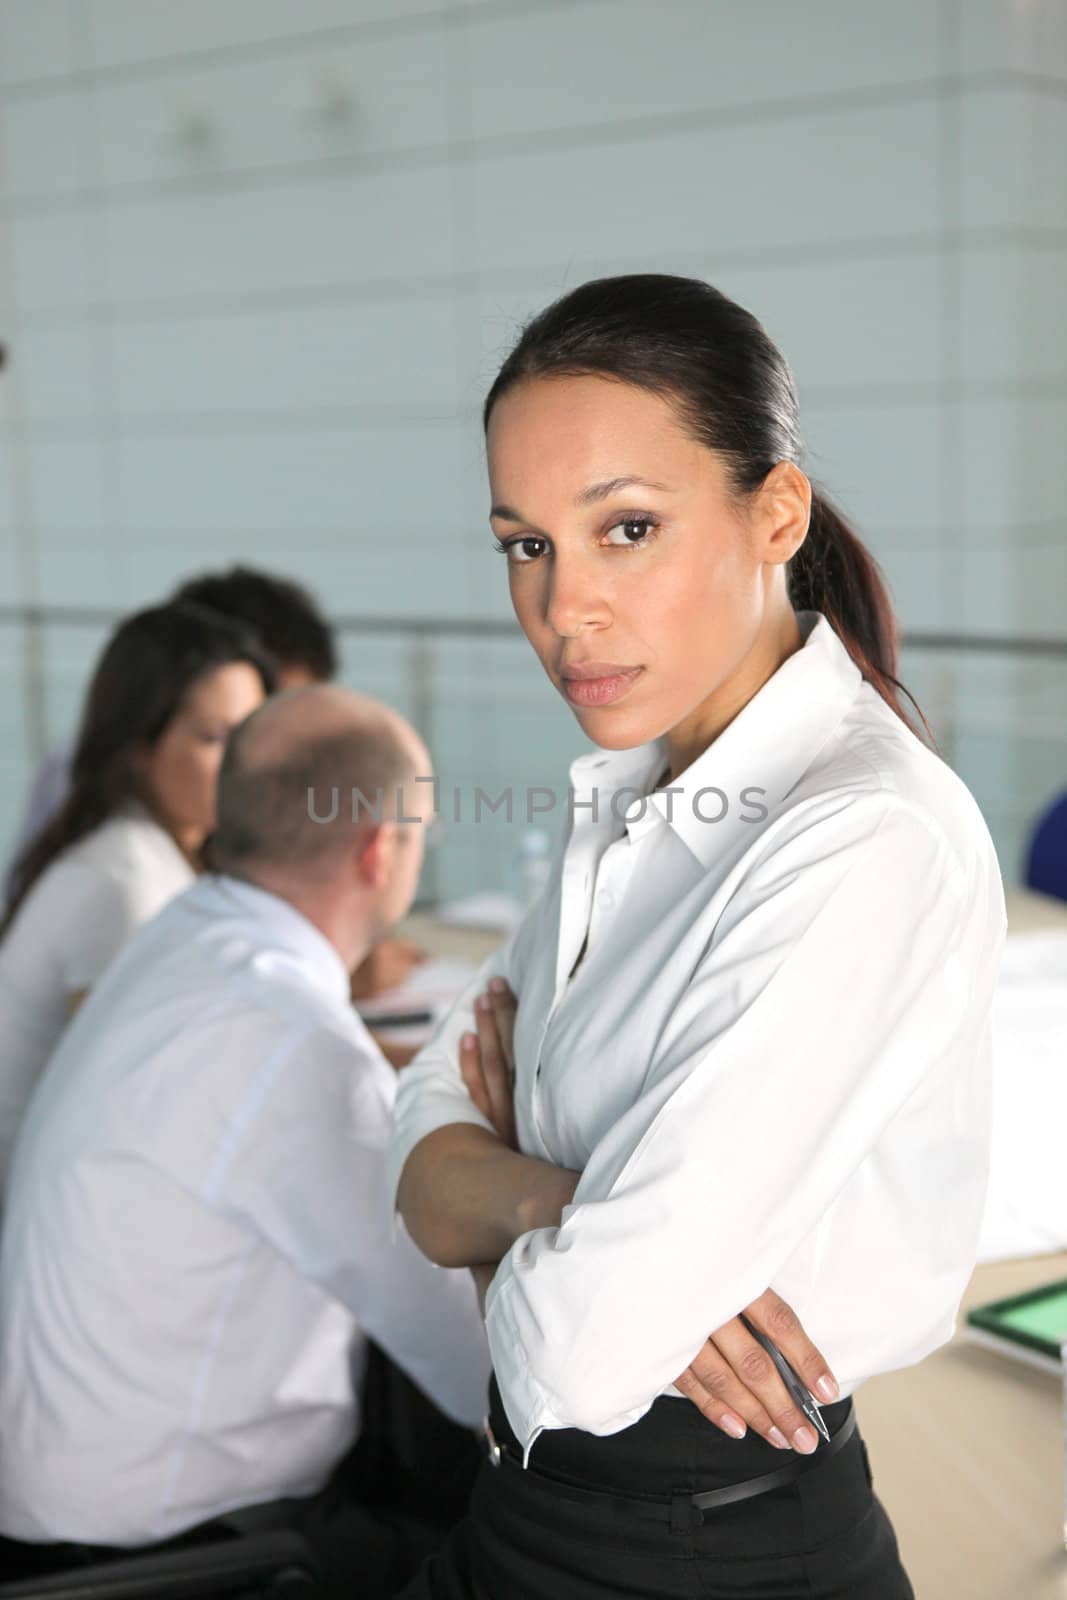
[[0, 1341, 484, 1600], [398, 1372, 915, 1599]]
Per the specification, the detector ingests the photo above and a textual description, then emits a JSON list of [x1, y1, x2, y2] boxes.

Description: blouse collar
[[567, 612, 864, 870]]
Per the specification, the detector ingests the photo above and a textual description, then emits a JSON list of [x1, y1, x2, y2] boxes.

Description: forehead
[[486, 375, 707, 496], [180, 661, 262, 715]]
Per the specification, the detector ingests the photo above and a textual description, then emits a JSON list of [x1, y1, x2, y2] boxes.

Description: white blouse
[[0, 803, 195, 1190], [386, 611, 1007, 1466]]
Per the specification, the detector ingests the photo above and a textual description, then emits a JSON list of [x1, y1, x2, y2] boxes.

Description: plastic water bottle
[[512, 827, 552, 912]]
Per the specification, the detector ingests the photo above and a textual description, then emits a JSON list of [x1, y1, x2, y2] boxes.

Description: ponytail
[[789, 489, 936, 747]]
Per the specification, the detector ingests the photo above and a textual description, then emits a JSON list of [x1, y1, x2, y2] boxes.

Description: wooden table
[[397, 910, 506, 969], [401, 887, 1067, 1596], [1005, 888, 1067, 934], [858, 1253, 1067, 1599]]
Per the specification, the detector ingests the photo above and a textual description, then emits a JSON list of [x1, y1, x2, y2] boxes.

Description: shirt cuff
[[482, 1230, 677, 1453], [483, 1259, 555, 1468]]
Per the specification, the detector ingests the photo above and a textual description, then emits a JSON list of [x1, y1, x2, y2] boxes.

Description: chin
[[571, 706, 660, 751]]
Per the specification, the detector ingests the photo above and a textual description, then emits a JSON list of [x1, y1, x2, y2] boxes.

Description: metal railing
[[1, 605, 1064, 899]]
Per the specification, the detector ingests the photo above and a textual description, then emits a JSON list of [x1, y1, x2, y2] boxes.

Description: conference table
[[397, 888, 1067, 1599], [855, 888, 1067, 1600]]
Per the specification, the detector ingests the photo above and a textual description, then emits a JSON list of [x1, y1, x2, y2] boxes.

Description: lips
[[559, 660, 639, 681], [561, 666, 644, 708]]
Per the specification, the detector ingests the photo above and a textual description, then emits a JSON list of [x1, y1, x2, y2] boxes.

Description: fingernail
[[815, 1374, 839, 1403], [720, 1414, 746, 1440], [793, 1425, 818, 1455], [488, 977, 508, 994], [475, 995, 491, 1011], [768, 1427, 790, 1450], [460, 1032, 476, 1050]]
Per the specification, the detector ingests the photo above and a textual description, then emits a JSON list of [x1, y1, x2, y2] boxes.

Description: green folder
[[965, 1278, 1067, 1370]]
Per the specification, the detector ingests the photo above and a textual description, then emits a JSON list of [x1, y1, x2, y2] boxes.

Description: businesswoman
[[0, 601, 273, 1186], [388, 275, 1006, 1598]]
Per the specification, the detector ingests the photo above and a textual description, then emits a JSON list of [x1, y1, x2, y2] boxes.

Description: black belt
[[484, 1402, 858, 1529]]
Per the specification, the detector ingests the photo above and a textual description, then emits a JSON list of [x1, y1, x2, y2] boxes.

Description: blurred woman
[[0, 601, 274, 1187]]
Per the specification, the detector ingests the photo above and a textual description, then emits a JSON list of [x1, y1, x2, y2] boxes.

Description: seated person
[[0, 685, 490, 1600], [174, 567, 429, 1022], [5, 564, 336, 864], [1025, 788, 1067, 903], [173, 563, 338, 690], [7, 565, 428, 1016], [0, 601, 272, 1187]]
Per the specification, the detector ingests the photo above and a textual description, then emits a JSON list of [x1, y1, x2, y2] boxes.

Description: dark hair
[[209, 705, 415, 876], [484, 273, 931, 742], [172, 565, 337, 681], [3, 601, 276, 932]]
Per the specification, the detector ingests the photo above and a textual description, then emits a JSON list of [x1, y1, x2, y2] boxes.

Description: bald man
[[0, 687, 490, 1598]]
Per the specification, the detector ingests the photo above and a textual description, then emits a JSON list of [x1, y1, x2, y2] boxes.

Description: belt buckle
[[484, 1418, 502, 1468]]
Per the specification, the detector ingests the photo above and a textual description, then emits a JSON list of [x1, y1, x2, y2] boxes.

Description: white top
[[0, 875, 490, 1546], [0, 803, 195, 1189], [387, 611, 1007, 1467]]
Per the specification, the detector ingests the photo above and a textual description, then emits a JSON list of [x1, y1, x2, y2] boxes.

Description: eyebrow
[[576, 475, 670, 506], [490, 475, 671, 523]]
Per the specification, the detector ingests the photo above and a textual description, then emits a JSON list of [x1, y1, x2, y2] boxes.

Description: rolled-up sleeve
[[386, 835, 566, 1225], [483, 799, 1004, 1462], [384, 941, 515, 1228]]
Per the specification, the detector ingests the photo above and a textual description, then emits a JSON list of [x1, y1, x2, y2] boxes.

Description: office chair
[[1024, 789, 1067, 903], [0, 1528, 320, 1599]]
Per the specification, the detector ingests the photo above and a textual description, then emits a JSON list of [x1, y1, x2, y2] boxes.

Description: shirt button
[[597, 889, 614, 910]]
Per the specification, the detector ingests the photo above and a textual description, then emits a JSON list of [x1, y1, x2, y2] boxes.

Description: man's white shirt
[[0, 875, 490, 1545], [386, 611, 1008, 1467]]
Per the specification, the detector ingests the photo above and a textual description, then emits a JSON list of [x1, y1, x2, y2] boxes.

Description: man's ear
[[354, 820, 396, 890]]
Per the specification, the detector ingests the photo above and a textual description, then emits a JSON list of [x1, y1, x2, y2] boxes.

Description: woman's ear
[[753, 462, 812, 567]]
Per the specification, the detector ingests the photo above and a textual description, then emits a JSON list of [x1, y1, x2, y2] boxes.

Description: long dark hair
[[484, 273, 932, 742], [3, 601, 277, 933]]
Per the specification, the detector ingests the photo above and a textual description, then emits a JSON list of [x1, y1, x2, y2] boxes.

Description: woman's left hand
[[459, 978, 518, 1151]]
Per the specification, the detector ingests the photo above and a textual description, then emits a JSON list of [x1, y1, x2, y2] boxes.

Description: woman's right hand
[[459, 977, 518, 1151], [674, 1292, 840, 1454]]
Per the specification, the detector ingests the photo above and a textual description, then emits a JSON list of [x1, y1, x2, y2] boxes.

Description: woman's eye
[[604, 517, 657, 548], [493, 536, 548, 565]]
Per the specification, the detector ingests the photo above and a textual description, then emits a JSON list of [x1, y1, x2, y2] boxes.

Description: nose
[[544, 552, 611, 639]]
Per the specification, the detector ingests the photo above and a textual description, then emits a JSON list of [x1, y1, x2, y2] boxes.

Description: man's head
[[172, 565, 337, 687], [209, 686, 434, 968]]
